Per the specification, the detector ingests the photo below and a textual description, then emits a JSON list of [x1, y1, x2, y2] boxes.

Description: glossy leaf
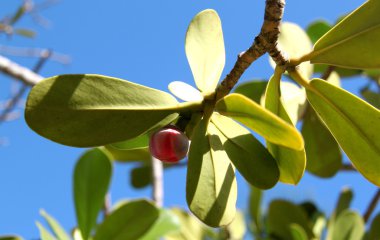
[[234, 80, 268, 104], [306, 20, 332, 43], [290, 224, 309, 240], [130, 164, 152, 189], [168, 81, 203, 102], [186, 118, 237, 227], [185, 9, 225, 93], [264, 73, 306, 184], [249, 187, 262, 235], [368, 213, 380, 240], [328, 210, 364, 240], [25, 74, 181, 147], [302, 106, 342, 178], [94, 200, 159, 240], [361, 88, 380, 108], [211, 113, 279, 189], [267, 200, 314, 240], [140, 209, 181, 240], [105, 134, 151, 162], [40, 210, 70, 240], [307, 0, 380, 69], [215, 93, 304, 151], [165, 208, 206, 240], [272, 22, 313, 78], [0, 236, 23, 240], [306, 79, 380, 186], [36, 222, 56, 240], [74, 148, 112, 240]]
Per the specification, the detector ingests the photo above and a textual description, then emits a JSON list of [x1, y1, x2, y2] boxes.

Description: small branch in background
[[103, 193, 111, 218], [151, 156, 164, 207], [0, 50, 51, 124], [340, 163, 357, 171], [217, 0, 286, 100], [0, 45, 70, 64], [320, 66, 336, 80], [363, 189, 380, 223]]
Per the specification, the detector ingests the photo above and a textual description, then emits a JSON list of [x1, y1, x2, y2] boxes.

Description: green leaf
[[264, 73, 306, 184], [72, 229, 83, 240], [328, 210, 364, 240], [130, 164, 152, 188], [302, 106, 342, 178], [105, 134, 151, 162], [271, 22, 313, 78], [267, 200, 314, 240], [10, 5, 26, 24], [306, 20, 332, 43], [186, 118, 237, 227], [307, 0, 380, 69], [368, 213, 380, 240], [306, 79, 380, 186], [25, 74, 183, 147], [15, 28, 36, 38], [361, 88, 380, 108], [233, 80, 268, 104], [185, 9, 225, 93], [36, 222, 57, 240], [211, 113, 279, 189], [289, 224, 309, 240], [225, 211, 246, 240], [215, 93, 304, 151], [249, 187, 262, 236], [40, 210, 71, 240], [74, 148, 112, 240], [94, 200, 159, 240], [139, 209, 181, 240], [313, 65, 362, 78], [279, 81, 307, 125], [165, 208, 207, 240], [168, 81, 203, 102], [0, 236, 23, 240]]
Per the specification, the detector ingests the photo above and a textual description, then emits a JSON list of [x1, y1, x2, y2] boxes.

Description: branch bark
[[151, 156, 164, 207]]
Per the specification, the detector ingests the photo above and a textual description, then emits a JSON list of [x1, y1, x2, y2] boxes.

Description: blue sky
[[1, 0, 378, 238]]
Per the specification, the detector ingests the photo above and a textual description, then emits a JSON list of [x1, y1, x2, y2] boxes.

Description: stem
[[340, 163, 356, 171], [363, 189, 380, 223], [103, 192, 111, 218], [288, 68, 311, 89], [151, 156, 164, 207], [320, 66, 336, 80]]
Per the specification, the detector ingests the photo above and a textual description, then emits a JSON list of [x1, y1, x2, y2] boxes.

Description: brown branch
[[320, 66, 336, 80], [216, 0, 286, 100], [363, 189, 380, 223], [151, 156, 164, 207]]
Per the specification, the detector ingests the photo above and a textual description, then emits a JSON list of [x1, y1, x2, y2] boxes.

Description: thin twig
[[320, 66, 336, 80], [103, 192, 111, 218], [363, 189, 380, 223], [216, 0, 286, 100], [0, 45, 70, 64], [151, 156, 164, 207], [340, 163, 356, 171]]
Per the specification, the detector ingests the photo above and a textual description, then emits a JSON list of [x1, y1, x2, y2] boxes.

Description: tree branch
[[216, 0, 286, 100], [151, 156, 164, 207], [364, 189, 380, 223]]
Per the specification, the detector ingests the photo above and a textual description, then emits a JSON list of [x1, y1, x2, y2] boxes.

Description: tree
[[1, 0, 380, 239]]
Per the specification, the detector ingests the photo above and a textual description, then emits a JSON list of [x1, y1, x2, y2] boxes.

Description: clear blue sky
[[1, 0, 377, 238]]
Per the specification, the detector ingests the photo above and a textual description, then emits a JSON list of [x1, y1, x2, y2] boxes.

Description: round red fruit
[[149, 126, 189, 163]]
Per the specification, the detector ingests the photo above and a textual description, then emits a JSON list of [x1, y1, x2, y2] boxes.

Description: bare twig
[[340, 163, 357, 171], [216, 0, 286, 100], [151, 156, 164, 207], [363, 189, 380, 223], [320, 66, 336, 80], [0, 45, 70, 64]]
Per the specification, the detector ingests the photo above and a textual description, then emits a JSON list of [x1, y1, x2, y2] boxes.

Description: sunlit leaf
[[302, 106, 342, 178], [290, 224, 309, 240], [267, 200, 314, 240], [168, 81, 203, 102], [307, 0, 380, 69], [25, 74, 184, 147], [368, 213, 380, 240], [271, 22, 313, 78], [185, 9, 225, 93], [211, 113, 279, 189], [280, 81, 307, 125], [215, 93, 304, 151], [105, 134, 151, 162], [74, 148, 112, 240], [40, 210, 70, 240], [140, 209, 181, 240], [93, 200, 159, 240], [306, 79, 380, 186], [225, 211, 246, 240], [36, 222, 56, 240], [234, 80, 268, 104], [264, 73, 306, 184], [306, 20, 332, 43], [186, 118, 237, 227], [328, 210, 364, 240]]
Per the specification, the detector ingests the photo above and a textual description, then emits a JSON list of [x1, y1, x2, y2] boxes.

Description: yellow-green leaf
[[307, 0, 380, 69], [105, 134, 151, 162], [40, 210, 70, 240], [264, 73, 306, 184], [234, 80, 268, 104], [211, 113, 279, 189], [215, 93, 304, 151], [185, 9, 225, 93], [36, 222, 56, 240], [225, 211, 246, 240], [168, 81, 203, 102], [25, 74, 182, 147], [186, 118, 237, 227], [306, 79, 380, 186], [328, 210, 364, 240]]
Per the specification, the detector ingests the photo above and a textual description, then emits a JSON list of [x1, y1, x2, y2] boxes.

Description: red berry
[[149, 126, 189, 163]]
